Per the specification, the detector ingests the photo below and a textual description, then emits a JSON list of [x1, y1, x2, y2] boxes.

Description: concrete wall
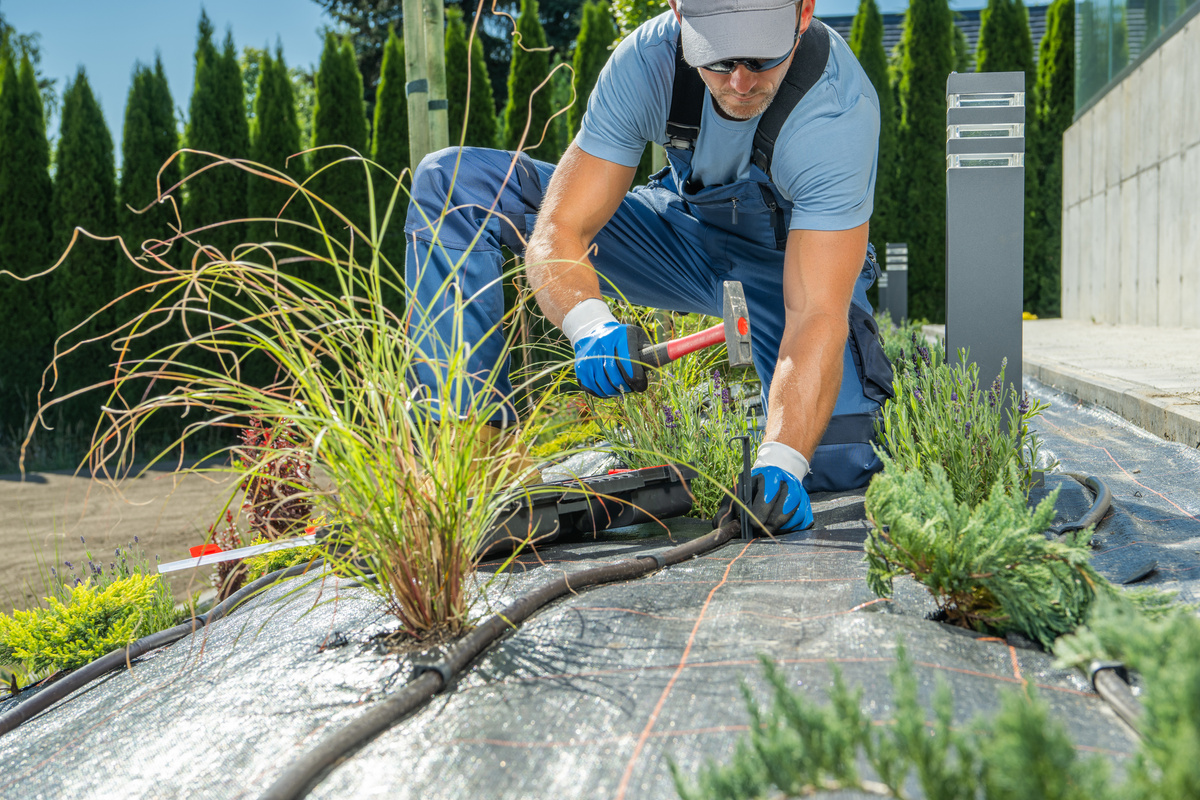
[[1061, 15, 1200, 328]]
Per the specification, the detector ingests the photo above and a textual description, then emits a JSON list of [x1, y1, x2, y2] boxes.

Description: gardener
[[404, 0, 893, 535]]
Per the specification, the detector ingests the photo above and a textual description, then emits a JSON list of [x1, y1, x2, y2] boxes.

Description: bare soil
[[1, 466, 236, 613]]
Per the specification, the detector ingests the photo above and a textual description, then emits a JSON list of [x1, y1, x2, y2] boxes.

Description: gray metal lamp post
[[884, 242, 908, 322], [945, 72, 1025, 399]]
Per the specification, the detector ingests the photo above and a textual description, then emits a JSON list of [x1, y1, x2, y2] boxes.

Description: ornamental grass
[[27, 147, 560, 640]]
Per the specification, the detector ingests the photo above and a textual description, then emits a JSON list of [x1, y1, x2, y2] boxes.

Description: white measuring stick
[[156, 534, 318, 574]]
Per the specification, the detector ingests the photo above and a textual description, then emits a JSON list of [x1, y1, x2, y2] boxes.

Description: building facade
[[1062, 1, 1200, 327]]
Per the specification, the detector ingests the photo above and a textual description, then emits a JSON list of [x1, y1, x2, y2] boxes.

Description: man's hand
[[562, 298, 647, 398], [573, 321, 638, 397], [746, 465, 813, 533], [715, 440, 814, 535]]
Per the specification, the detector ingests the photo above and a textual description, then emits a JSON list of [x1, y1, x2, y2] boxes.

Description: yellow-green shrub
[[0, 573, 177, 673], [243, 536, 322, 583]]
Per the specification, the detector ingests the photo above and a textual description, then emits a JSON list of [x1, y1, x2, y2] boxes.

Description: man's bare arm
[[764, 223, 870, 459], [524, 142, 638, 328]]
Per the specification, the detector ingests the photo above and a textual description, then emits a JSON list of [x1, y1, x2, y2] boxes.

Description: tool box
[[479, 464, 700, 558]]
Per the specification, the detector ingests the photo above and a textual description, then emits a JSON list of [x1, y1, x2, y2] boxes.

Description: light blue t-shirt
[[577, 12, 880, 232]]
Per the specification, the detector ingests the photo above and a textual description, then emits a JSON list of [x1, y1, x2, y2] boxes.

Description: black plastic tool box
[[479, 464, 699, 558]]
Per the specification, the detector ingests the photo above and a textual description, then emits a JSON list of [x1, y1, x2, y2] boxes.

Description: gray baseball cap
[[677, 0, 799, 67]]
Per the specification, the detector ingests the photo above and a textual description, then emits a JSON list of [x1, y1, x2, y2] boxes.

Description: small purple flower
[[964, 421, 972, 436], [711, 369, 722, 389], [80, 536, 86, 544], [663, 406, 678, 430], [64, 561, 73, 570], [913, 386, 924, 402], [115, 548, 121, 557], [951, 391, 958, 402], [1018, 392, 1031, 415], [50, 567, 57, 577], [721, 386, 733, 408], [134, 535, 139, 544], [73, 577, 82, 587]]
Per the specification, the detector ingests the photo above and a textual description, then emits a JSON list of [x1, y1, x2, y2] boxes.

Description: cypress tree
[[183, 13, 250, 261], [569, 0, 617, 140], [119, 57, 181, 294], [371, 26, 410, 316], [446, 8, 500, 149], [116, 57, 184, 427], [1032, 0, 1073, 317], [896, 0, 955, 323], [373, 26, 409, 176], [952, 15, 973, 72], [312, 33, 369, 290], [50, 68, 119, 425], [0, 54, 54, 426], [976, 0, 1035, 77], [502, 0, 556, 161], [249, 46, 304, 245], [849, 0, 896, 265], [976, 0, 1040, 316]]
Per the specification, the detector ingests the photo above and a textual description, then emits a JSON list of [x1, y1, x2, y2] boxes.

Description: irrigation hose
[[0, 559, 325, 738], [1089, 661, 1143, 736], [257, 521, 742, 800], [1051, 473, 1112, 535]]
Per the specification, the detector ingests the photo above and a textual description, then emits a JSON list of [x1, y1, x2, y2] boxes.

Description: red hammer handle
[[639, 323, 725, 368]]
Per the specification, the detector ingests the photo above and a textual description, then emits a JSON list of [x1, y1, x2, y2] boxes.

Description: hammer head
[[722, 281, 753, 368]]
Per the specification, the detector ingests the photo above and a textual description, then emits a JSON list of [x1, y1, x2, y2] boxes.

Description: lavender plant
[[877, 337, 1052, 509]]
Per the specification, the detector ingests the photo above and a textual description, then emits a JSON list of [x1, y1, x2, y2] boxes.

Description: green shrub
[[877, 343, 1051, 508], [672, 645, 1111, 800], [865, 459, 1099, 648], [243, 535, 322, 583], [1055, 595, 1200, 799], [0, 573, 177, 673], [529, 419, 602, 460]]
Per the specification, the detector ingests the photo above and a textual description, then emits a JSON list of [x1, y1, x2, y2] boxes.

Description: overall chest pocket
[[680, 180, 789, 250]]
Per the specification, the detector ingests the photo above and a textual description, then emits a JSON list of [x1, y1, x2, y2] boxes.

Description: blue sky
[[5, 0, 990, 163]]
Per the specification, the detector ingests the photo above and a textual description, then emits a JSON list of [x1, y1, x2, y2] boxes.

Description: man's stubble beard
[[711, 85, 779, 121]]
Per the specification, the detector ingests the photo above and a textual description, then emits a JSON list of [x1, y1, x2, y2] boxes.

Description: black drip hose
[[257, 521, 741, 800], [1050, 473, 1112, 535], [0, 559, 325, 738], [1089, 661, 1143, 736]]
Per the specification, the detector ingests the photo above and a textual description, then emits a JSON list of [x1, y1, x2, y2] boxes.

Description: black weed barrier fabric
[[1027, 376, 1200, 601], [3, 376, 1198, 799]]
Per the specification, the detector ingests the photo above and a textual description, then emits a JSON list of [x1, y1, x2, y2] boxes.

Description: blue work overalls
[[404, 144, 892, 492]]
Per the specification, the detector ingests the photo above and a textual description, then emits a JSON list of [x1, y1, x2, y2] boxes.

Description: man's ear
[[668, 0, 682, 22], [799, 0, 816, 34]]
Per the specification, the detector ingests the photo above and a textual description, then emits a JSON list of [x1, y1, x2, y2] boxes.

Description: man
[[404, 0, 892, 535]]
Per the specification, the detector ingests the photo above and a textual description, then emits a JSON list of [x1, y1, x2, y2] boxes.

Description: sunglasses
[[699, 19, 801, 74]]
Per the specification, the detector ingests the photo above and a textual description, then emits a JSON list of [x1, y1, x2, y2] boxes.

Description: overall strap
[[751, 19, 831, 178], [665, 36, 707, 150], [664, 18, 833, 178]]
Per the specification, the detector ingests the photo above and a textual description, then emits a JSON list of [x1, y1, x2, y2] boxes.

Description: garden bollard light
[[883, 242, 908, 322], [945, 72, 1024, 413]]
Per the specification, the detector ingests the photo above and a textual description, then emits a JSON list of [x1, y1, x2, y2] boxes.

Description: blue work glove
[[747, 464, 814, 534], [562, 299, 647, 398], [715, 441, 814, 535]]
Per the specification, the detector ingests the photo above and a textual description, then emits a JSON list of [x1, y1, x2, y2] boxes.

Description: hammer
[[624, 280, 753, 391]]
